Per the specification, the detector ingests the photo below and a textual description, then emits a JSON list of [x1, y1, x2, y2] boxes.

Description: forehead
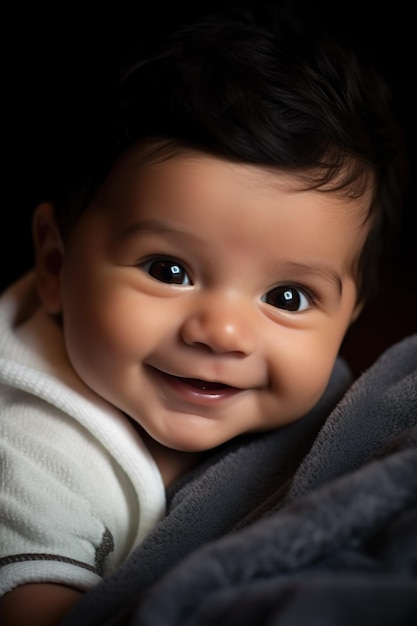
[[97, 143, 374, 215]]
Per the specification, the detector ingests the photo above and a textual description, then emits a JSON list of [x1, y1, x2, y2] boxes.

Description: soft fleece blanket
[[63, 334, 417, 626]]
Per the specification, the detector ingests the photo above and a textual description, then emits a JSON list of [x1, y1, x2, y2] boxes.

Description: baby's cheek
[[270, 343, 336, 413]]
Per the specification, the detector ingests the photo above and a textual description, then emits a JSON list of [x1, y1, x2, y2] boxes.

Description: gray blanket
[[63, 334, 417, 626]]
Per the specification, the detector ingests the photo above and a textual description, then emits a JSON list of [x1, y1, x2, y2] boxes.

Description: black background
[[3, 1, 416, 373]]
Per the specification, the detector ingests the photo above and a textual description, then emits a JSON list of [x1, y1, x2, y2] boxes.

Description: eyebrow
[[284, 262, 343, 295], [120, 219, 196, 240]]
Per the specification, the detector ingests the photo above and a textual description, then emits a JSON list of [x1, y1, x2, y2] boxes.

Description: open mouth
[[180, 378, 230, 391], [147, 366, 242, 405]]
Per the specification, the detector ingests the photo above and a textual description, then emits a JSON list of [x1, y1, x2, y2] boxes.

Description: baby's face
[[54, 149, 369, 452]]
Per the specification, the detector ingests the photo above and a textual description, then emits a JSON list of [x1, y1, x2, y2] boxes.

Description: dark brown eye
[[262, 286, 310, 311], [140, 258, 191, 285]]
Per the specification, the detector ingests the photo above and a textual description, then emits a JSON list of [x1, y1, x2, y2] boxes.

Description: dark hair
[[50, 5, 407, 303]]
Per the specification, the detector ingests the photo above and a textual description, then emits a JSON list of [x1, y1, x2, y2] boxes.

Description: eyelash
[[138, 257, 317, 312]]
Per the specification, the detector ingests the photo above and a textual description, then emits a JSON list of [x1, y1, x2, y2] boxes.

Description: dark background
[[3, 1, 416, 376]]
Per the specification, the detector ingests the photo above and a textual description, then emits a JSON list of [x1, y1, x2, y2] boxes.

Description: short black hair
[[50, 4, 407, 303]]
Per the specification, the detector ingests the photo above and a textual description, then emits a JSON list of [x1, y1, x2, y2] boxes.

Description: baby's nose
[[180, 291, 257, 355]]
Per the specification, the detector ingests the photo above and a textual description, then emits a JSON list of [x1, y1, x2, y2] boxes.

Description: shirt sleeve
[[0, 387, 137, 595]]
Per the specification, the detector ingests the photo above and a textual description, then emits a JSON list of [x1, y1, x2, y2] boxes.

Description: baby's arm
[[0, 583, 82, 626]]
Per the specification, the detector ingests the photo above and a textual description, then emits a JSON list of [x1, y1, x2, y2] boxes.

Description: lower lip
[[147, 367, 243, 407]]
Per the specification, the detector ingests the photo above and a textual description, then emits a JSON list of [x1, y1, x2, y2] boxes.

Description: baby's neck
[[138, 428, 201, 488]]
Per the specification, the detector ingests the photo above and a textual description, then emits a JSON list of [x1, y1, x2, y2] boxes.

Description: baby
[[0, 6, 406, 625]]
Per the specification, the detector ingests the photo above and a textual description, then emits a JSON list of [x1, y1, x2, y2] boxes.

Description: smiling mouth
[[147, 366, 242, 404]]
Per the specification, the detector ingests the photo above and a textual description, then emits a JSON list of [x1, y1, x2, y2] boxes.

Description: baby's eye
[[262, 285, 311, 312], [139, 258, 191, 285]]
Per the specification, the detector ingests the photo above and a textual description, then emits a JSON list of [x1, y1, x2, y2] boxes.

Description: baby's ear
[[350, 299, 364, 325], [32, 202, 65, 314]]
